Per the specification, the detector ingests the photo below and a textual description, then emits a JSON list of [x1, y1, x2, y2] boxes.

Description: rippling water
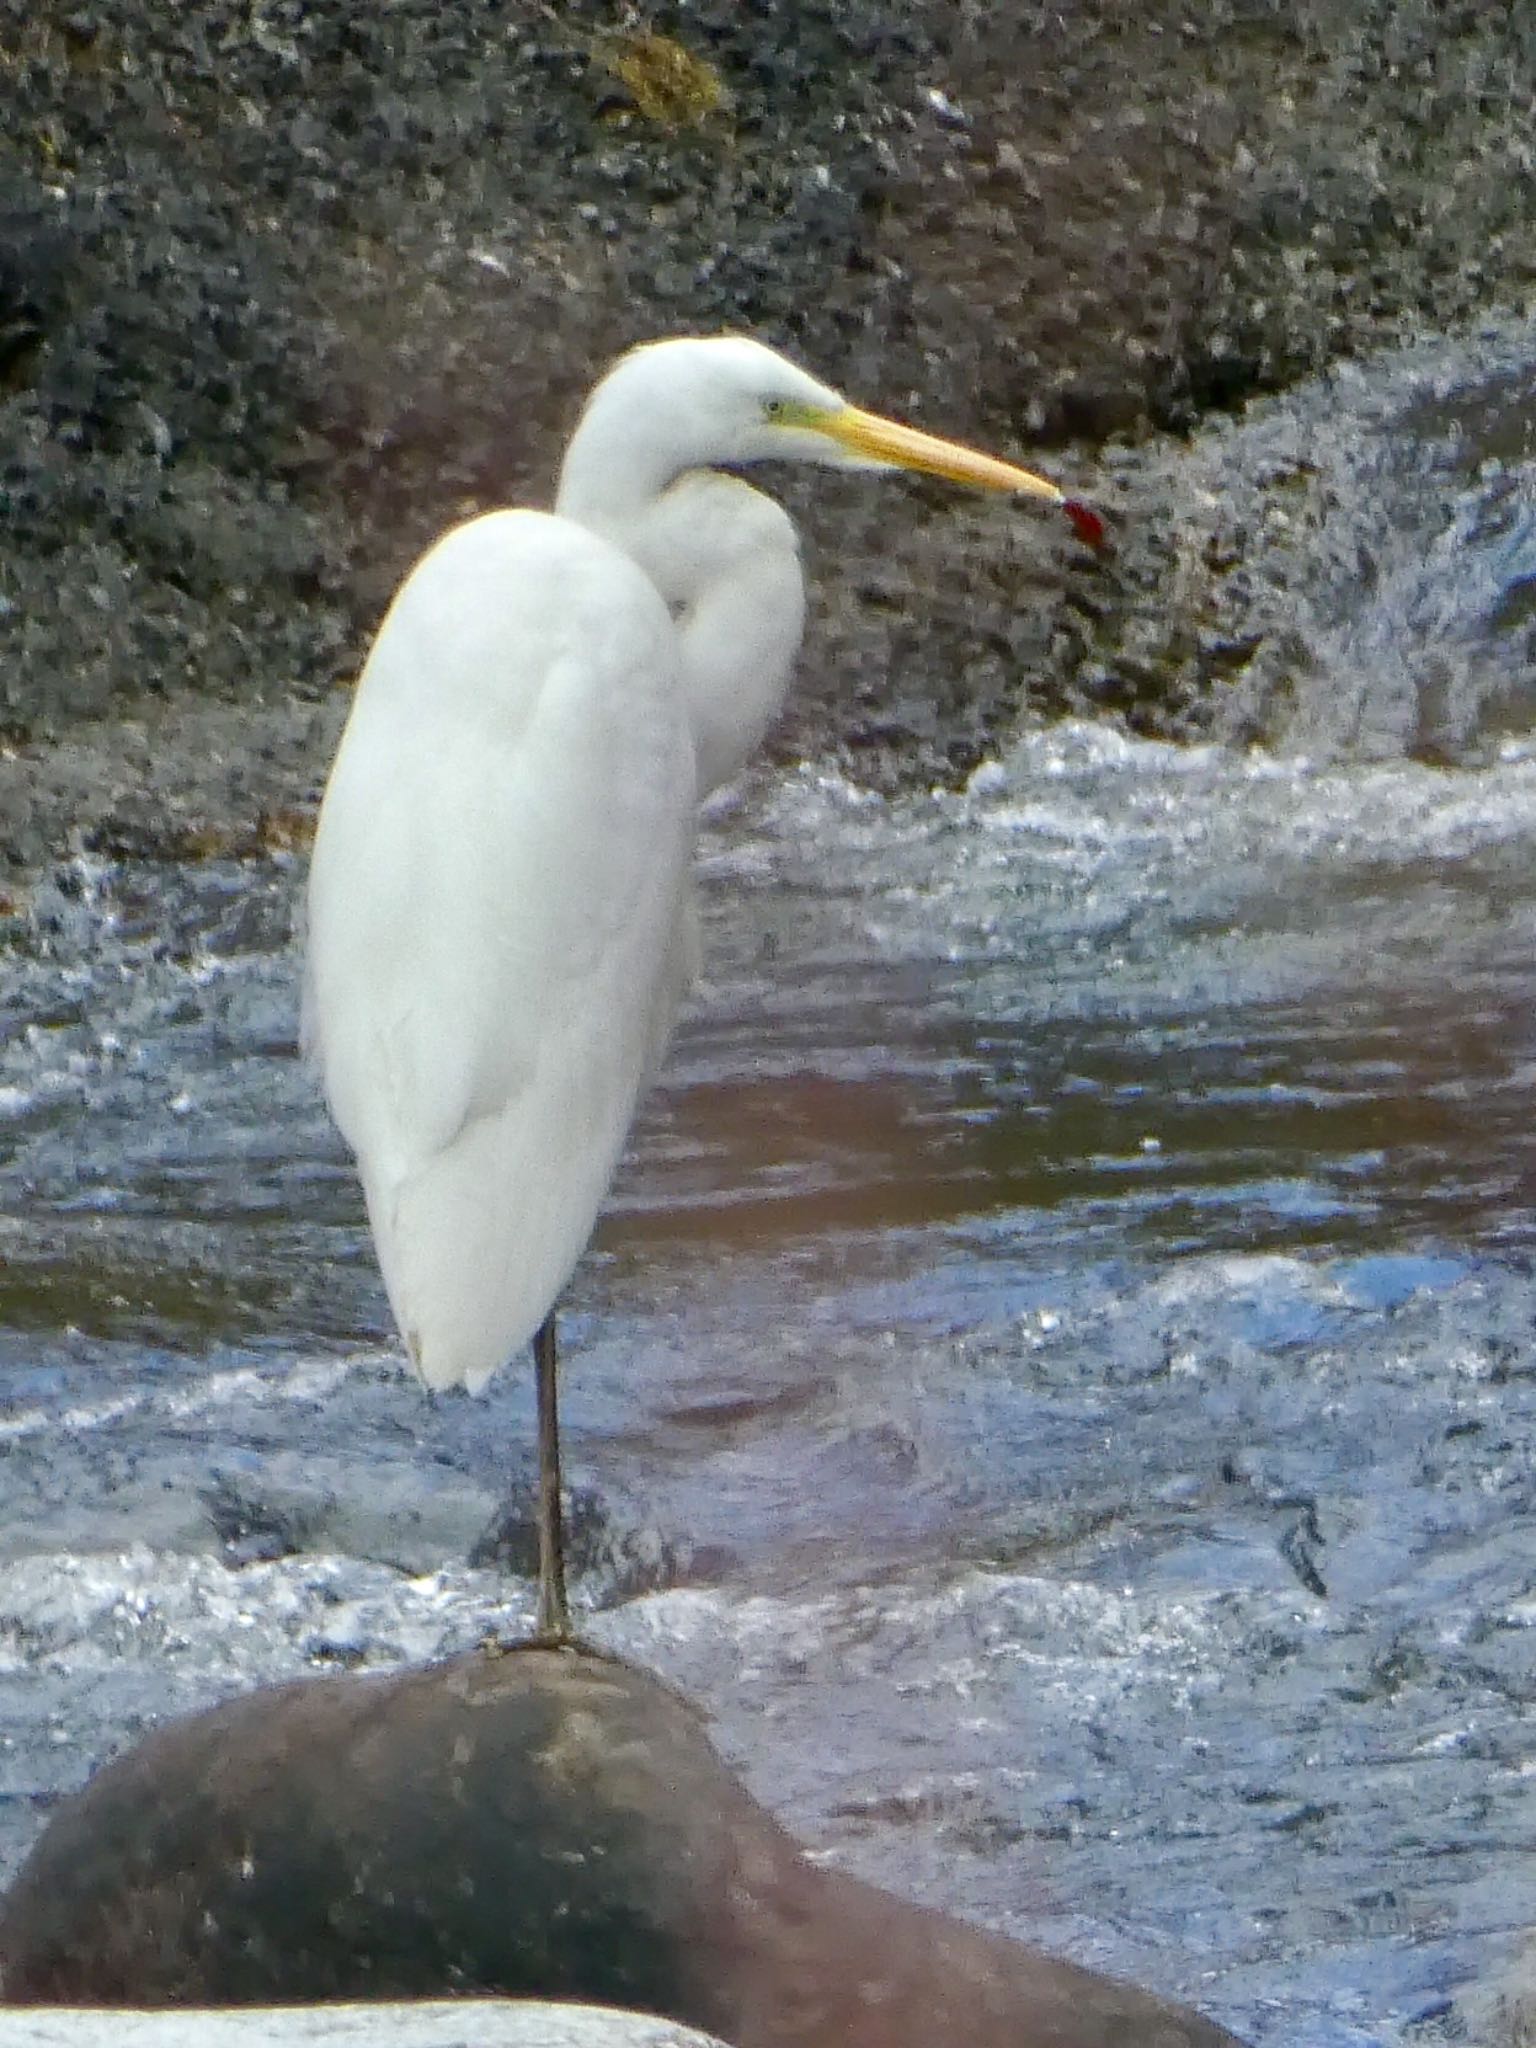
[[5, 322, 1536, 2046]]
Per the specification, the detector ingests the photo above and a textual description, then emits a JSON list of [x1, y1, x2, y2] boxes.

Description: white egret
[[304, 335, 1101, 1638]]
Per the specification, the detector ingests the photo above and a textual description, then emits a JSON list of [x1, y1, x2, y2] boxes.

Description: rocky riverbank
[[2, 0, 1534, 865]]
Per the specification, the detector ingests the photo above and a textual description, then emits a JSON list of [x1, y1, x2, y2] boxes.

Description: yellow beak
[[821, 405, 1065, 503], [817, 405, 1106, 547]]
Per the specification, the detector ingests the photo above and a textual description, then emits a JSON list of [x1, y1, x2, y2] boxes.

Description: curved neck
[[556, 462, 806, 798], [555, 394, 677, 534]]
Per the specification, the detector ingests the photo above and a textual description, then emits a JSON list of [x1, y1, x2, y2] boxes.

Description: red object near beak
[[1063, 498, 1107, 550]]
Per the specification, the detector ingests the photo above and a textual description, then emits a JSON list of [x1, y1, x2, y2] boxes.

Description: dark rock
[[1, 2, 1535, 859], [0, 1644, 1245, 2048], [468, 1487, 697, 1608], [201, 1471, 332, 1566]]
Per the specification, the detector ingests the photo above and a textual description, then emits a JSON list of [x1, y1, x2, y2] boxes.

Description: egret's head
[[561, 335, 1103, 544], [608, 336, 864, 472]]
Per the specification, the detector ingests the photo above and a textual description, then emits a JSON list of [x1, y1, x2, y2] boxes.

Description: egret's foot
[[477, 1622, 583, 1657], [532, 1591, 573, 1646]]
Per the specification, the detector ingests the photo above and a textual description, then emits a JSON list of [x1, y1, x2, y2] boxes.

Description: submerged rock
[[0, 1644, 1244, 2048]]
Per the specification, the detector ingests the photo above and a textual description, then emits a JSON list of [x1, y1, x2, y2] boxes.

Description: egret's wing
[[306, 510, 696, 1389]]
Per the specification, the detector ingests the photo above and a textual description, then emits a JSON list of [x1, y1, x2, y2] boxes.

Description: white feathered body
[[305, 508, 697, 1391], [302, 336, 912, 1397]]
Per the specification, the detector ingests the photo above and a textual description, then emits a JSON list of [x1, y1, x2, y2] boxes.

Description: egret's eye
[[763, 398, 787, 421]]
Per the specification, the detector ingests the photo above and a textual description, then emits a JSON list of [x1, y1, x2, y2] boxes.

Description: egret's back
[[305, 510, 696, 1391]]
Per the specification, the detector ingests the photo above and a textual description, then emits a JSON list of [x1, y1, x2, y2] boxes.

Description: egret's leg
[[533, 1311, 571, 1640]]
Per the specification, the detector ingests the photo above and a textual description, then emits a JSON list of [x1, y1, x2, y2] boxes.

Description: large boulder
[[0, 1644, 1243, 2048]]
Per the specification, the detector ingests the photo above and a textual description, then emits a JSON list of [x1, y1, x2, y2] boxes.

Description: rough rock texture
[[0, 1644, 1244, 2048], [2, 0, 1535, 858]]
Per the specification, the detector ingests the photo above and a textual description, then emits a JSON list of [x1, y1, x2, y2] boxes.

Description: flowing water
[[5, 320, 1536, 2045]]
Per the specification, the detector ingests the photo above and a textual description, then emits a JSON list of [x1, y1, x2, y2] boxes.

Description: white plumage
[[302, 334, 1091, 1632], [306, 509, 695, 1389]]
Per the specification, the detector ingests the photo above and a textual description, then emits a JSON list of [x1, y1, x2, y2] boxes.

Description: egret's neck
[[556, 456, 807, 798], [555, 397, 677, 534]]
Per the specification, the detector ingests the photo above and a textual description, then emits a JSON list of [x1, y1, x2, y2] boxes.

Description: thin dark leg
[[533, 1310, 571, 1640]]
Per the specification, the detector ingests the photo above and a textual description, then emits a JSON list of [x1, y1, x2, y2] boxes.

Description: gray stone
[[0, 2002, 724, 2048]]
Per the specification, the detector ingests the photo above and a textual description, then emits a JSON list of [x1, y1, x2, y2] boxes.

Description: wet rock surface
[[0, 1643, 1243, 2048], [3, 1, 1536, 856]]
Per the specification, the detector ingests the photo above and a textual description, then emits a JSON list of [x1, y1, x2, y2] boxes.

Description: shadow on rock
[[0, 1643, 1243, 2048]]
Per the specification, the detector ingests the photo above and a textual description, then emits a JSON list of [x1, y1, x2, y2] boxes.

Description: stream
[[5, 319, 1536, 2045]]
